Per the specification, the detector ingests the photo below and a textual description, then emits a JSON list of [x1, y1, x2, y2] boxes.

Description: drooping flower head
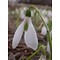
[[12, 9, 38, 50]]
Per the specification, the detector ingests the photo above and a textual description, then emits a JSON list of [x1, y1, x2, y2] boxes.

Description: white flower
[[42, 10, 48, 16], [47, 11, 52, 18], [12, 17, 38, 50], [41, 26, 47, 35]]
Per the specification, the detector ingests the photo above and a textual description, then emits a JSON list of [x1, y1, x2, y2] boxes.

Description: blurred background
[[8, 0, 52, 6]]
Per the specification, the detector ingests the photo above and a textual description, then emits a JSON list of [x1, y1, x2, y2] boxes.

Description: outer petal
[[12, 20, 25, 49], [24, 19, 38, 50], [41, 26, 47, 35]]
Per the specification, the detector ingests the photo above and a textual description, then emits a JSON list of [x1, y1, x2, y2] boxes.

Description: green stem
[[39, 54, 43, 60], [27, 45, 46, 60], [29, 5, 52, 60]]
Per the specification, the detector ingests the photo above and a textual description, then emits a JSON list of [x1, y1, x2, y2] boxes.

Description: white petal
[[24, 19, 38, 50], [41, 26, 47, 35], [23, 7, 27, 11], [48, 11, 52, 18], [42, 9, 47, 16], [12, 20, 25, 49]]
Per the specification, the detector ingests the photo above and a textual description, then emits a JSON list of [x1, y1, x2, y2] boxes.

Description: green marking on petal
[[24, 23, 28, 31]]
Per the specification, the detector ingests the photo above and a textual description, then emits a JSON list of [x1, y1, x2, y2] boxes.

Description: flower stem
[[27, 45, 46, 60], [29, 5, 52, 60]]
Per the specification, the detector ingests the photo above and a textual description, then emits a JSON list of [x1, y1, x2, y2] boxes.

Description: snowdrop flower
[[41, 26, 47, 35], [23, 7, 27, 11], [42, 10, 48, 16], [12, 17, 38, 50], [47, 11, 52, 18]]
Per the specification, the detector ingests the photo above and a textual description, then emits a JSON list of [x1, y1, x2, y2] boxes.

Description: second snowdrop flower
[[41, 26, 47, 35], [12, 9, 38, 50]]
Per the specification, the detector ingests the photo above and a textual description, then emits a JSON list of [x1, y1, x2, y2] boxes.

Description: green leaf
[[24, 23, 28, 31], [47, 20, 52, 31], [47, 31, 52, 60]]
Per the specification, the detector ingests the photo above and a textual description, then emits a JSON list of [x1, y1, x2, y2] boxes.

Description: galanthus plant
[[12, 9, 38, 50], [12, 5, 52, 60]]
